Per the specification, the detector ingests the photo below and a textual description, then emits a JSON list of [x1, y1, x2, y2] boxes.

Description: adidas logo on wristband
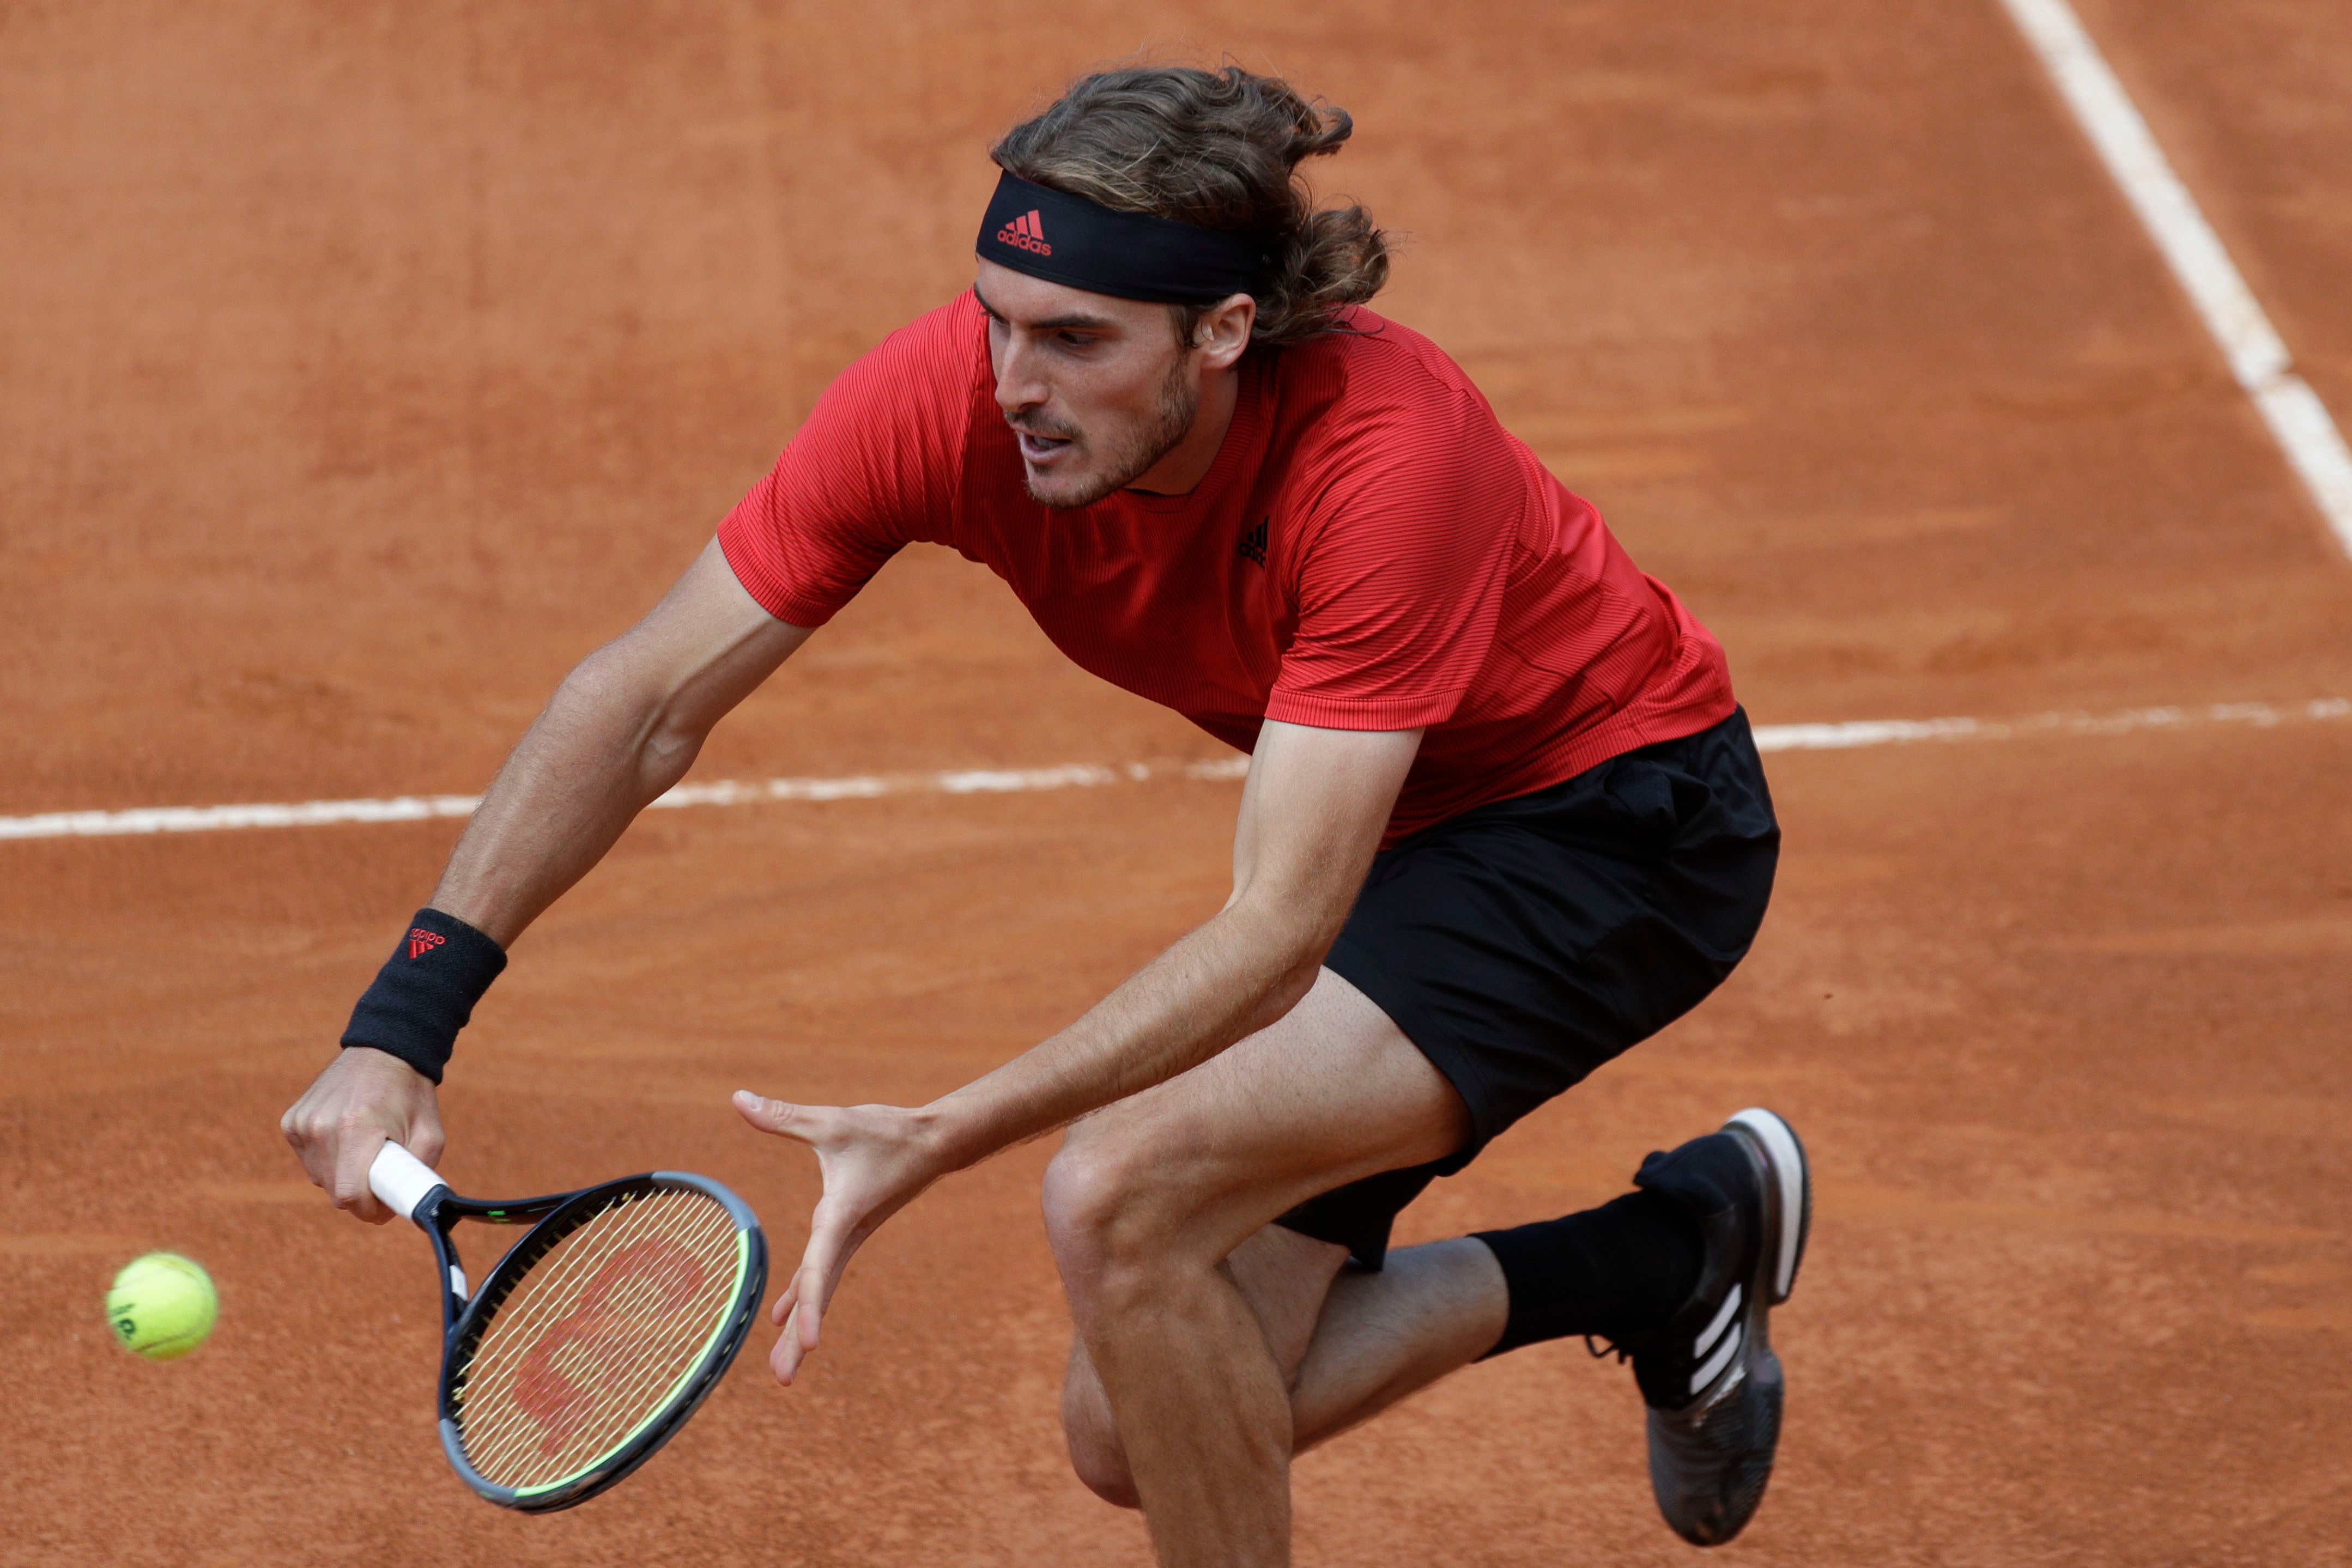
[[344, 911, 508, 1085]]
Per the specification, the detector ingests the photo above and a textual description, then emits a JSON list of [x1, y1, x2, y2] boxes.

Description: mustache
[[1004, 410, 1081, 441]]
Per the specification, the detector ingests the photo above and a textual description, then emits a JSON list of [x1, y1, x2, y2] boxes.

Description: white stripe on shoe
[[1691, 1320, 1745, 1396], [1694, 1283, 1744, 1362]]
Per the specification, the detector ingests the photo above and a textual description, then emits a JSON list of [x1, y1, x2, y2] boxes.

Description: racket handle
[[368, 1140, 448, 1225]]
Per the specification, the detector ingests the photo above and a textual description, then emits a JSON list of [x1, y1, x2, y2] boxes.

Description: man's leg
[[1058, 1224, 1356, 1509], [1063, 1226, 1514, 1503], [1041, 967, 1481, 1566], [1289, 1233, 1511, 1445]]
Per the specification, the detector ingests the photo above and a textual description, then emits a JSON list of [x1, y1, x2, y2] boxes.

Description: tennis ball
[[106, 1252, 218, 1361]]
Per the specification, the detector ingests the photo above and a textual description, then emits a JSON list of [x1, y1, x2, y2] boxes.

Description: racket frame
[[375, 1150, 766, 1513]]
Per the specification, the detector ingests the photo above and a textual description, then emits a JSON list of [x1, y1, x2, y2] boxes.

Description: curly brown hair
[[990, 64, 1390, 348]]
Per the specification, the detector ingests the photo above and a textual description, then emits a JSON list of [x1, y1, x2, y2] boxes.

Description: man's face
[[975, 260, 1199, 510]]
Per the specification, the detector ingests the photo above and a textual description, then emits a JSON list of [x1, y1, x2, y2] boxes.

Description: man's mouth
[[1016, 429, 1075, 465]]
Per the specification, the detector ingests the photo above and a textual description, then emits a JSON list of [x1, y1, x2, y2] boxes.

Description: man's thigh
[[1050, 964, 1469, 1273]]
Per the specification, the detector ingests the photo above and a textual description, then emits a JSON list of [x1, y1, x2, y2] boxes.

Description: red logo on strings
[[995, 209, 1052, 256], [407, 928, 445, 961], [510, 1238, 711, 1457]]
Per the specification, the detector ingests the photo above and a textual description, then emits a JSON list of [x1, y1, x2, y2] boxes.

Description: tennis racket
[[366, 1140, 767, 1512]]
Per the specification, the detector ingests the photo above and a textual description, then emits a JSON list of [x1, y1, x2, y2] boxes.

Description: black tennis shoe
[[1624, 1107, 1810, 1547]]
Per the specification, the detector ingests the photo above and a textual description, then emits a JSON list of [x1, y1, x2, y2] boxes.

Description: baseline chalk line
[[1752, 696, 2347, 751], [2, 698, 2345, 843], [1998, 0, 2352, 555]]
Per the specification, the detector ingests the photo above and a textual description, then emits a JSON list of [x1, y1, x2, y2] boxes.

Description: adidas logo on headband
[[995, 209, 1052, 257], [978, 170, 1269, 306]]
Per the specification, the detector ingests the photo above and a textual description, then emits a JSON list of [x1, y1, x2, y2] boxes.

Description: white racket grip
[[368, 1141, 446, 1225]]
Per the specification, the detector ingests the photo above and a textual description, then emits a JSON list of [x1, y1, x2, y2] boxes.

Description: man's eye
[[1058, 332, 1097, 347]]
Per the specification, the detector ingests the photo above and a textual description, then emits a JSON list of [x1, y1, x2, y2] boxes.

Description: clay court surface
[[6, 1, 2351, 1563]]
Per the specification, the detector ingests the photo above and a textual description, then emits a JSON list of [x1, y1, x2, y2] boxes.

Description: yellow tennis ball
[[106, 1252, 218, 1361]]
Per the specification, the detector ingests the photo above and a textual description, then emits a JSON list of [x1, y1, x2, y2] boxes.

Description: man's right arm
[[280, 538, 813, 1221]]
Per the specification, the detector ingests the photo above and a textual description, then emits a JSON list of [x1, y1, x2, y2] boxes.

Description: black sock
[[1473, 1189, 1704, 1358]]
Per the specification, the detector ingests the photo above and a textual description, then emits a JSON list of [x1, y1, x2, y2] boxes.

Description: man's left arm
[[736, 719, 1422, 1383]]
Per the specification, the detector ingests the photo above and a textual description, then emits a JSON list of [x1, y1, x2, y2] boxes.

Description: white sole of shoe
[[1726, 1107, 1809, 1303]]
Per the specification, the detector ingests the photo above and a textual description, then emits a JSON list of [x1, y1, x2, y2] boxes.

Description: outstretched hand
[[733, 1091, 950, 1387]]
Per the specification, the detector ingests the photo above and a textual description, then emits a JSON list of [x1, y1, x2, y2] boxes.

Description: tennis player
[[282, 65, 1807, 1563]]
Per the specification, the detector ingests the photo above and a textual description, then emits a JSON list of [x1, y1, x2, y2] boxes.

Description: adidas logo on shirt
[[1237, 517, 1269, 567], [995, 209, 1052, 256]]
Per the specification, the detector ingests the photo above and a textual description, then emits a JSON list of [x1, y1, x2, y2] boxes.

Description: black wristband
[[340, 908, 507, 1084]]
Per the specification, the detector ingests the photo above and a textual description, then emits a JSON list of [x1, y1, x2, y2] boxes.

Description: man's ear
[[1196, 293, 1257, 370]]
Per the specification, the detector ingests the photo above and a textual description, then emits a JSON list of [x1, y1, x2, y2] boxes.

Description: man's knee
[[1041, 1119, 1198, 1305]]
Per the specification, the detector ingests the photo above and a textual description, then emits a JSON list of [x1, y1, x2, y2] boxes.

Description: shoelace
[[1584, 1334, 1632, 1364]]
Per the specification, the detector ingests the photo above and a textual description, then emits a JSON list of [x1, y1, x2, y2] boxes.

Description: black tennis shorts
[[1275, 707, 1780, 1268]]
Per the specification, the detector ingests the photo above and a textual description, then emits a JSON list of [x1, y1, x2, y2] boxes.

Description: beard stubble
[[1019, 355, 1201, 510]]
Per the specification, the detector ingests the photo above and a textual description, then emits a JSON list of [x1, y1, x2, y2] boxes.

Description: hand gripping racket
[[367, 1141, 767, 1512]]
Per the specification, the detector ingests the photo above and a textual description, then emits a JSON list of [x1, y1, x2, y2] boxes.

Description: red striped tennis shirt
[[719, 294, 1736, 843]]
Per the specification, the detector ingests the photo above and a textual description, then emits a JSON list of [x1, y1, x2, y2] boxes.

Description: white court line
[[2, 698, 2345, 843], [1753, 697, 2348, 751], [1998, 0, 2352, 554], [0, 757, 1245, 842]]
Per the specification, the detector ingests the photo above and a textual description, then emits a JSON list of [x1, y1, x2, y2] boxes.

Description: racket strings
[[454, 1188, 743, 1490], [458, 1194, 734, 1467], [459, 1192, 738, 1484]]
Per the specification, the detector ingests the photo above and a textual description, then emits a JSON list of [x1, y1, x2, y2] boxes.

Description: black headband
[[976, 170, 1272, 306]]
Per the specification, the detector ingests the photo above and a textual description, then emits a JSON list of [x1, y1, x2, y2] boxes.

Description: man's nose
[[994, 335, 1048, 413]]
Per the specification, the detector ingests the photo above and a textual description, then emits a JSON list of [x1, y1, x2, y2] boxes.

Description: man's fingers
[[781, 1244, 835, 1353], [791, 1262, 829, 1351], [794, 1198, 864, 1319], [281, 1097, 334, 1188], [732, 1090, 826, 1143], [284, 1048, 442, 1224], [287, 1134, 333, 1193], [330, 1126, 392, 1225], [765, 1222, 847, 1385], [738, 1096, 936, 1392], [770, 1297, 820, 1384], [769, 1308, 808, 1384]]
